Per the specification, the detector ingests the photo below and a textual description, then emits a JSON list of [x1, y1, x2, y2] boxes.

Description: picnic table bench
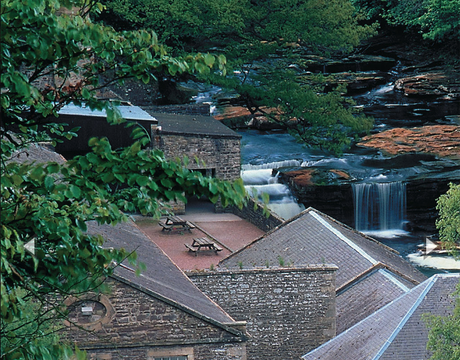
[[185, 237, 222, 256], [159, 216, 195, 233]]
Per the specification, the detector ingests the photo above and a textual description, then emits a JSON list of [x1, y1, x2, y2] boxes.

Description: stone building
[[145, 111, 242, 213], [188, 265, 337, 360], [63, 221, 248, 360], [190, 208, 427, 344]]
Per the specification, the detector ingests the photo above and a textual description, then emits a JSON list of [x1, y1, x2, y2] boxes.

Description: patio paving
[[132, 203, 266, 272]]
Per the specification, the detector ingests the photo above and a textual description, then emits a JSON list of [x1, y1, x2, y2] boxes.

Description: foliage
[[1, 292, 87, 360], [352, 0, 460, 42], [99, 0, 377, 154], [102, 0, 376, 52], [0, 0, 227, 147], [424, 282, 460, 360], [1, 0, 246, 358], [436, 183, 460, 258]]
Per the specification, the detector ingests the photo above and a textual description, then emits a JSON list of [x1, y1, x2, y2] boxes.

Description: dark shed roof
[[302, 274, 460, 360], [144, 111, 241, 138]]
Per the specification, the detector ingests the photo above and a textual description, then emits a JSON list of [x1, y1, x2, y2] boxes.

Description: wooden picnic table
[[185, 237, 223, 256], [158, 216, 196, 233]]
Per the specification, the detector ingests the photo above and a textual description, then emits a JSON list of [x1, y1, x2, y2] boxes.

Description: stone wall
[[63, 278, 246, 360], [157, 134, 241, 181], [154, 133, 241, 213], [230, 197, 284, 232], [188, 266, 337, 360]]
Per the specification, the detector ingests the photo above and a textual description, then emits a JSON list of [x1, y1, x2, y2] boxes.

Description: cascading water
[[241, 160, 305, 220], [352, 181, 407, 236]]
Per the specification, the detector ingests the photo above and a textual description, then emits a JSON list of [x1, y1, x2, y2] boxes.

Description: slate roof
[[336, 266, 414, 334], [218, 207, 427, 332], [144, 111, 241, 138], [9, 142, 66, 164], [302, 273, 460, 360], [87, 221, 244, 331], [218, 208, 426, 287]]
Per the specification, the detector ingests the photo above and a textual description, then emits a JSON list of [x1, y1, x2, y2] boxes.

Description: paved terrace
[[133, 200, 265, 271]]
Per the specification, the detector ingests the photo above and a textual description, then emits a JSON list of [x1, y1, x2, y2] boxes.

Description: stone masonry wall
[[157, 134, 241, 181], [230, 197, 284, 232], [64, 278, 246, 360], [153, 133, 240, 213], [188, 266, 337, 360]]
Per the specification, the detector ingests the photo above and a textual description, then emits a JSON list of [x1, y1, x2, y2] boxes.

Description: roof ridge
[[310, 211, 378, 265], [302, 276, 435, 359], [311, 207, 399, 255], [371, 276, 438, 360], [218, 207, 315, 266]]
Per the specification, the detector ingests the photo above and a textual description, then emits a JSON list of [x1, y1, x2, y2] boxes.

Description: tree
[[424, 282, 460, 360], [1, 0, 246, 358], [352, 0, 460, 43], [436, 183, 460, 258], [99, 0, 377, 154], [422, 183, 460, 360]]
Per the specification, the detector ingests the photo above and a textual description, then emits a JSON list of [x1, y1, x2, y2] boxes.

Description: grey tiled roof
[[336, 267, 412, 334], [88, 221, 238, 326], [218, 208, 426, 288], [145, 111, 241, 138], [302, 274, 460, 360]]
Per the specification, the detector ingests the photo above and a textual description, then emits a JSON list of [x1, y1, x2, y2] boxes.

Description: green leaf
[[136, 175, 149, 187], [76, 218, 87, 232], [204, 53, 215, 67], [44, 175, 54, 190], [70, 185, 81, 198]]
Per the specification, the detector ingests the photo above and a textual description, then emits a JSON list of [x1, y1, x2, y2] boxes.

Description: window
[[147, 347, 193, 360]]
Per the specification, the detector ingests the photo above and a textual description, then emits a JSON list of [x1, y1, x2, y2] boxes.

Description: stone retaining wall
[[188, 266, 337, 360], [230, 197, 284, 232]]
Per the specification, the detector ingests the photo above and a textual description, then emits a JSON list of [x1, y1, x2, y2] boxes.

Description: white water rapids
[[241, 160, 305, 220]]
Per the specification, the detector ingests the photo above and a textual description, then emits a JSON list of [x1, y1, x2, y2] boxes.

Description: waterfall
[[241, 160, 305, 220], [352, 181, 406, 234]]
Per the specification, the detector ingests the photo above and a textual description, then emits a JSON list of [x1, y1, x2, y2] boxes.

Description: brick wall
[[63, 278, 246, 360], [188, 266, 337, 360]]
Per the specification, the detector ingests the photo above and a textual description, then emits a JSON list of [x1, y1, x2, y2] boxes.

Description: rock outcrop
[[395, 71, 460, 99], [358, 125, 460, 160]]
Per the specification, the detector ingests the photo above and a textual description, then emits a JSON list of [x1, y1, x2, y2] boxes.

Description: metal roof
[[59, 104, 157, 122]]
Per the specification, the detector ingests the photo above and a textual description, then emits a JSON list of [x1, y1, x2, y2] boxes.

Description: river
[[186, 61, 460, 273]]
